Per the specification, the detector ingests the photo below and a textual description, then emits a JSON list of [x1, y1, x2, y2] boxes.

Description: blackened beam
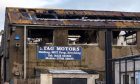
[[105, 30, 113, 84], [10, 24, 140, 31]]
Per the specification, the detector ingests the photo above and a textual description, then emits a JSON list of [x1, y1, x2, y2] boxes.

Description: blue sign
[[14, 34, 20, 40], [37, 46, 82, 60]]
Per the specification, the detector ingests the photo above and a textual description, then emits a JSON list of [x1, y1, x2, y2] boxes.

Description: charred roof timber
[[17, 8, 140, 20], [7, 7, 140, 29]]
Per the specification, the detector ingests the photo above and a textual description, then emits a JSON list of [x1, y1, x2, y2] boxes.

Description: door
[[53, 78, 87, 84]]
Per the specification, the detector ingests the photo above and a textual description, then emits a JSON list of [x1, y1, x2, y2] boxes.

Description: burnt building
[[1, 7, 140, 84]]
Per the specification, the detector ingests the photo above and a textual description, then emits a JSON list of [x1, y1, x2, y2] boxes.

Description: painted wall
[[4, 27, 140, 80]]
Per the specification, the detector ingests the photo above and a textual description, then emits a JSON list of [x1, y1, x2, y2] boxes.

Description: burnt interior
[[112, 31, 137, 45], [18, 8, 140, 20], [27, 28, 137, 45], [35, 12, 139, 20], [28, 29, 53, 44], [68, 30, 97, 44]]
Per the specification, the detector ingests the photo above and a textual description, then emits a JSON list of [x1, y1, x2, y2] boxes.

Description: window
[[113, 31, 137, 46], [27, 29, 53, 45], [68, 30, 98, 45]]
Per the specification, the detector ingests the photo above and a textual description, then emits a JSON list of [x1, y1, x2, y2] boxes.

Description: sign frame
[[36, 45, 83, 61]]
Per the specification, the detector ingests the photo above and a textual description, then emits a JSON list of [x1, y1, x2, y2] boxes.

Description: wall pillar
[[53, 29, 68, 46], [98, 31, 105, 50], [137, 31, 140, 47]]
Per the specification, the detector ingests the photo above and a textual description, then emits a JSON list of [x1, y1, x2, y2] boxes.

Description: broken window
[[125, 31, 137, 45], [27, 29, 53, 45], [68, 30, 98, 45], [112, 31, 137, 46]]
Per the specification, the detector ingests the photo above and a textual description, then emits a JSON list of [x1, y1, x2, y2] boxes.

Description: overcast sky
[[0, 0, 140, 30]]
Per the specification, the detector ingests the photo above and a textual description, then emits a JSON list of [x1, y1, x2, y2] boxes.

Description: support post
[[105, 30, 113, 84], [24, 26, 27, 79], [133, 60, 135, 84], [119, 60, 121, 84], [125, 59, 127, 84], [112, 61, 115, 84]]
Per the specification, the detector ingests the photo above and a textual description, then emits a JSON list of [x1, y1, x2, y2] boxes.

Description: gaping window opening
[[27, 29, 53, 45], [68, 30, 98, 45], [113, 31, 137, 46]]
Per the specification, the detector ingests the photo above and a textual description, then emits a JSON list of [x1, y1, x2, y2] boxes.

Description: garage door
[[53, 78, 87, 84]]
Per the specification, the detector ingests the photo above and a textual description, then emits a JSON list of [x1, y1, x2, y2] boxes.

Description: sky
[[0, 0, 140, 30]]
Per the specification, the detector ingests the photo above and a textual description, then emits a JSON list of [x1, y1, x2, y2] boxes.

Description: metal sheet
[[49, 69, 87, 74]]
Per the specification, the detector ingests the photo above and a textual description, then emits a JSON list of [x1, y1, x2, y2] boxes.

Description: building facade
[[1, 7, 140, 84]]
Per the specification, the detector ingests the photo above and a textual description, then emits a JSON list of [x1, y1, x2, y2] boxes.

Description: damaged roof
[[6, 7, 140, 28]]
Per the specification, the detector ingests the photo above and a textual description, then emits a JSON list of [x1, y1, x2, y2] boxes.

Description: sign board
[[14, 34, 20, 40], [37, 46, 82, 60]]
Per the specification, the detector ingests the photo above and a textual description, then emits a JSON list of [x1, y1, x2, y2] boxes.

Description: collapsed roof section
[[6, 7, 140, 28]]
